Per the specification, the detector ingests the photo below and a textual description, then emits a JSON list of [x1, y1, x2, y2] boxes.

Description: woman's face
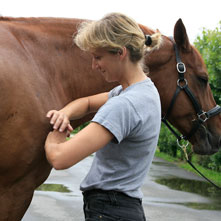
[[91, 49, 123, 83]]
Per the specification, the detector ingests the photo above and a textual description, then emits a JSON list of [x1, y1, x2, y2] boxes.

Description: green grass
[[155, 149, 221, 186], [36, 183, 71, 192], [154, 150, 179, 163]]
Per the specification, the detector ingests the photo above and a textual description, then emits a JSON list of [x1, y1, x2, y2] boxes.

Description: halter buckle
[[197, 111, 208, 123], [177, 62, 186, 73]]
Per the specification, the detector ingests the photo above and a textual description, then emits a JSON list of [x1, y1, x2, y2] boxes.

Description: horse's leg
[[0, 158, 51, 221], [0, 186, 34, 221]]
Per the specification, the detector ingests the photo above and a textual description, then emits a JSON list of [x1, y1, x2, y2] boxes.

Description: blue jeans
[[83, 189, 146, 221]]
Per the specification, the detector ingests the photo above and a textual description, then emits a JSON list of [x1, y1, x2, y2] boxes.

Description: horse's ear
[[156, 29, 161, 33], [174, 19, 191, 52]]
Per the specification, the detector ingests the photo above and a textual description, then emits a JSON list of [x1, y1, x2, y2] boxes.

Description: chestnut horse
[[0, 17, 220, 220]]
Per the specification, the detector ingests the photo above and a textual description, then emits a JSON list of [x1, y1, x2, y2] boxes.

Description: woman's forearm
[[46, 97, 91, 132], [47, 92, 108, 132], [60, 97, 90, 120], [44, 130, 67, 169], [61, 92, 108, 120]]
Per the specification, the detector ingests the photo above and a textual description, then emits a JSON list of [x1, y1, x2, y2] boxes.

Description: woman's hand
[[46, 110, 73, 133]]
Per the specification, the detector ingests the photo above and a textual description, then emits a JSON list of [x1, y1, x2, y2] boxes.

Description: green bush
[[194, 21, 221, 104], [72, 121, 90, 134], [196, 153, 221, 172], [158, 123, 178, 157], [194, 21, 221, 172]]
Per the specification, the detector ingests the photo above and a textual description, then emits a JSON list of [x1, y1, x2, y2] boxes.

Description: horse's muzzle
[[192, 126, 221, 155]]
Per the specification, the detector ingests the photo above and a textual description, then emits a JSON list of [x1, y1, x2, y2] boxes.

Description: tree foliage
[[194, 21, 221, 104], [158, 123, 178, 157], [194, 21, 221, 172]]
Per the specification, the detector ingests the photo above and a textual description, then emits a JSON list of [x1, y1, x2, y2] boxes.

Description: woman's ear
[[119, 47, 127, 60]]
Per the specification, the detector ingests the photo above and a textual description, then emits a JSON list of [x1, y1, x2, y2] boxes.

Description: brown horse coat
[[0, 17, 116, 220], [0, 17, 220, 220]]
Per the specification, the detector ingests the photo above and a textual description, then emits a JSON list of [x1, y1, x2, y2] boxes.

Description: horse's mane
[[0, 16, 83, 25], [0, 16, 164, 50], [0, 16, 45, 22], [0, 16, 156, 33]]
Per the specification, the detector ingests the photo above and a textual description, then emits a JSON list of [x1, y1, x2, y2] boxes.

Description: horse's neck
[[8, 18, 106, 100], [4, 18, 154, 101], [27, 19, 113, 100]]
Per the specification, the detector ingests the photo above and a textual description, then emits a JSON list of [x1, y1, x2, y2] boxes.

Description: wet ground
[[22, 156, 221, 221]]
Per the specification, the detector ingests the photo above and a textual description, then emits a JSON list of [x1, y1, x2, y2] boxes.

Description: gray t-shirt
[[80, 78, 161, 199]]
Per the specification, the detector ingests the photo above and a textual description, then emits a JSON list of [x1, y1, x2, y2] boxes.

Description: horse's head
[[143, 19, 221, 155]]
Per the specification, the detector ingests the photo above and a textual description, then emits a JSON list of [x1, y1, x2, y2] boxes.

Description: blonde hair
[[74, 13, 162, 63]]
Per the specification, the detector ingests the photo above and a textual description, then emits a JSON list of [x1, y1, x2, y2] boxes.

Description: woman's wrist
[[59, 108, 71, 119]]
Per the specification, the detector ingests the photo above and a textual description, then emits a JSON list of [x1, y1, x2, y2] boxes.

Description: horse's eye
[[198, 76, 208, 85]]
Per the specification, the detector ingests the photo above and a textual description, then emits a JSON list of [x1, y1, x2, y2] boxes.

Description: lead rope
[[177, 140, 221, 190]]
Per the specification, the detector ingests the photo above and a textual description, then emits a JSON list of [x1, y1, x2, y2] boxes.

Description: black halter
[[162, 38, 221, 142], [161, 38, 221, 189]]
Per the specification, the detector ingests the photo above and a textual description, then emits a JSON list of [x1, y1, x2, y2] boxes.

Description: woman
[[45, 12, 162, 220]]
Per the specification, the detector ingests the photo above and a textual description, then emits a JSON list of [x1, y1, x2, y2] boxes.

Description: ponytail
[[144, 33, 162, 51]]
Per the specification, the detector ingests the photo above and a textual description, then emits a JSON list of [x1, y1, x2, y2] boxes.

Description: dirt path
[[22, 156, 221, 221]]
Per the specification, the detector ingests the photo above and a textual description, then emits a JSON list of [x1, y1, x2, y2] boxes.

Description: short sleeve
[[108, 85, 123, 98], [92, 96, 140, 143]]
